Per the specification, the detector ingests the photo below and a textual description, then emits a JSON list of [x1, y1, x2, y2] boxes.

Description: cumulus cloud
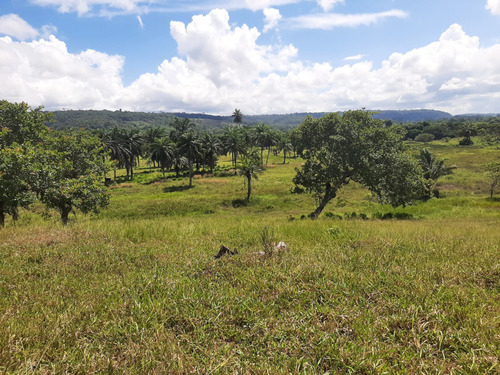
[[317, 0, 344, 12], [0, 35, 124, 109], [287, 9, 408, 29], [486, 0, 500, 15], [263, 8, 281, 32], [486, 0, 500, 16], [0, 14, 39, 40], [2, 10, 500, 114]]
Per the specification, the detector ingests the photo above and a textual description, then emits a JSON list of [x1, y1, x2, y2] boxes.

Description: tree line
[[2, 101, 498, 226]]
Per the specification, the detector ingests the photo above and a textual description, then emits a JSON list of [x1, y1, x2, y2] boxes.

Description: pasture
[[0, 143, 499, 373]]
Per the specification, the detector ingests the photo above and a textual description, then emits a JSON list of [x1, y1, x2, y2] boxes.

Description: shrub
[[414, 133, 435, 143]]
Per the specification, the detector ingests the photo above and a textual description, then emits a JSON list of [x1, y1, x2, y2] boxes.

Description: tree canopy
[[292, 110, 426, 218]]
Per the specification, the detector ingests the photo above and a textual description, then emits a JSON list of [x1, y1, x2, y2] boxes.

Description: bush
[[414, 133, 435, 143], [324, 212, 343, 220]]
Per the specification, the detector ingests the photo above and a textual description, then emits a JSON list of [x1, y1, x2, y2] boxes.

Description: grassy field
[[0, 143, 499, 373]]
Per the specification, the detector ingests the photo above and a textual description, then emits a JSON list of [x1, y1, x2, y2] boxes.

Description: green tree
[[149, 137, 175, 179], [0, 146, 34, 227], [276, 133, 293, 164], [177, 132, 201, 187], [485, 160, 500, 198], [236, 148, 264, 201], [292, 111, 425, 219], [232, 108, 243, 124], [169, 118, 196, 143], [200, 132, 223, 173], [418, 148, 456, 198], [120, 129, 143, 180], [458, 122, 477, 146], [40, 130, 109, 225], [222, 126, 246, 166], [102, 129, 132, 182], [0, 100, 50, 147]]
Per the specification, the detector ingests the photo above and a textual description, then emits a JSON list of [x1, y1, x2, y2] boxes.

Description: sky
[[1, 0, 500, 115]]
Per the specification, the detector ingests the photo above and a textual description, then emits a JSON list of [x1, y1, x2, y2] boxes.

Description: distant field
[[0, 143, 499, 373]]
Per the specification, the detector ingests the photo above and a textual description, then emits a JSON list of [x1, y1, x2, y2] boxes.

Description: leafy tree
[[236, 148, 264, 201], [292, 111, 425, 219], [0, 146, 34, 227], [232, 108, 243, 124], [0, 100, 50, 147], [418, 148, 456, 198], [485, 161, 500, 198], [39, 130, 109, 225], [43, 175, 109, 226]]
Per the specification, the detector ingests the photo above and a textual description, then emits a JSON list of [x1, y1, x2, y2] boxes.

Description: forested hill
[[47, 109, 454, 131]]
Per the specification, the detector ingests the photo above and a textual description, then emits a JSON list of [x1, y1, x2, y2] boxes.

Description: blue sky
[[1, 0, 500, 114]]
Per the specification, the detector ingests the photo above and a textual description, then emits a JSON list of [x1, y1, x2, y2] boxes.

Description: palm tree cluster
[[99, 117, 295, 185]]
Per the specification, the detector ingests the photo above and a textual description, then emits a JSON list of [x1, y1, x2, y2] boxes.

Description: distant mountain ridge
[[49, 109, 495, 131]]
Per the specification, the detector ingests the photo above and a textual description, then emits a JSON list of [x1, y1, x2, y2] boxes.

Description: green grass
[[0, 145, 499, 373]]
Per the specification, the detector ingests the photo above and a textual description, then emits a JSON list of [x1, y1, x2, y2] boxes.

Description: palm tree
[[458, 122, 477, 146], [172, 152, 188, 178], [201, 132, 223, 173], [236, 148, 264, 201], [232, 108, 243, 124], [121, 129, 143, 180], [222, 126, 246, 166], [418, 148, 456, 198], [178, 132, 201, 187], [276, 134, 293, 164], [102, 129, 132, 182], [149, 138, 175, 179], [253, 123, 271, 161], [170, 118, 196, 143]]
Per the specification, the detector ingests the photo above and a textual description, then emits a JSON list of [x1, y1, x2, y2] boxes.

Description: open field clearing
[[0, 144, 499, 374]]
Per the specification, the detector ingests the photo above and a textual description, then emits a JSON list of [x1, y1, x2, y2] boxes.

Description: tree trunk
[[310, 175, 350, 219], [60, 207, 71, 226], [266, 148, 270, 165], [283, 151, 286, 164], [188, 159, 193, 187], [246, 174, 252, 201], [311, 190, 337, 219], [114, 168, 117, 182], [11, 207, 19, 222], [0, 209, 5, 228]]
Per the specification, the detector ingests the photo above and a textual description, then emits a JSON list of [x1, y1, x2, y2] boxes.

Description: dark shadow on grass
[[486, 197, 500, 202], [163, 185, 193, 193], [231, 198, 248, 208]]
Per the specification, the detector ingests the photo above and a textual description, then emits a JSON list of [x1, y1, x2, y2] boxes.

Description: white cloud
[[0, 35, 124, 109], [2, 10, 500, 115], [486, 0, 500, 15], [317, 0, 344, 12], [344, 54, 365, 61], [287, 9, 409, 29], [0, 14, 39, 40], [31, 0, 146, 16], [263, 8, 281, 32], [137, 15, 144, 29]]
